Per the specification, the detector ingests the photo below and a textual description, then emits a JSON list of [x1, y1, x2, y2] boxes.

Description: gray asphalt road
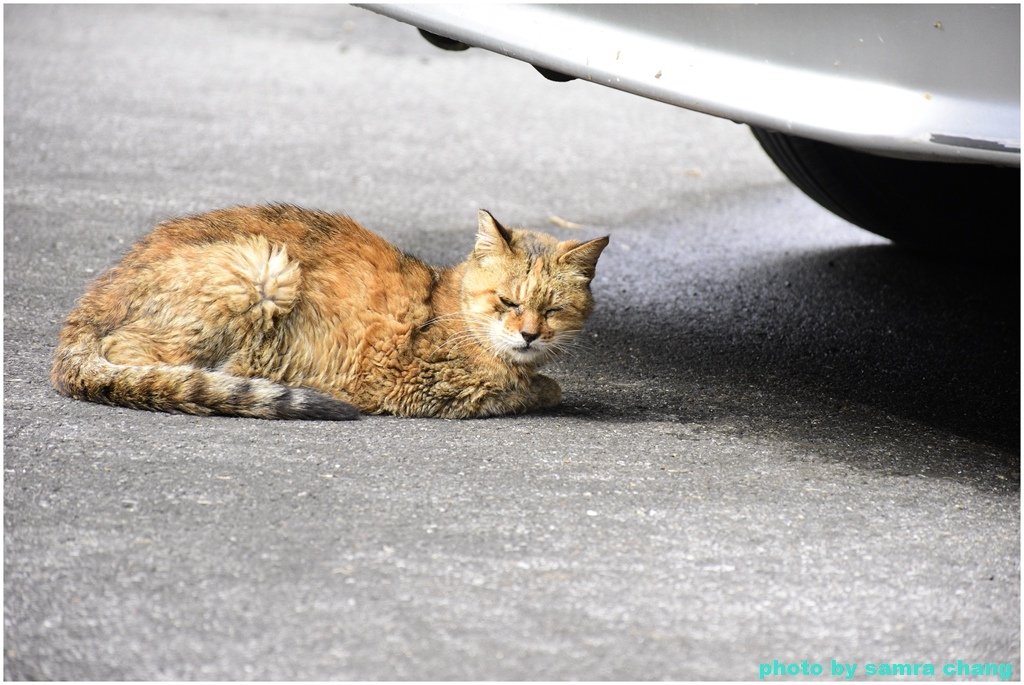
[[4, 5, 1019, 680]]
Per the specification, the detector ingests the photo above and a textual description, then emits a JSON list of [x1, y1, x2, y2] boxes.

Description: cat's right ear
[[474, 209, 514, 258]]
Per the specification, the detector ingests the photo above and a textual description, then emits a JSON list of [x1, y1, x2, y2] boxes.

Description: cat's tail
[[50, 329, 359, 421]]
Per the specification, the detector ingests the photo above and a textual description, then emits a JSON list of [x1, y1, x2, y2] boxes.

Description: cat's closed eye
[[498, 296, 521, 311]]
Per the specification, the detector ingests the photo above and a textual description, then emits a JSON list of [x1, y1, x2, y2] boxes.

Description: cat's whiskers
[[430, 331, 479, 357], [427, 313, 494, 358], [544, 329, 593, 360], [417, 311, 467, 331]]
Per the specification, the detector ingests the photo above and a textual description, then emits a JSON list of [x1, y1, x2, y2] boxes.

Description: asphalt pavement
[[4, 5, 1019, 680]]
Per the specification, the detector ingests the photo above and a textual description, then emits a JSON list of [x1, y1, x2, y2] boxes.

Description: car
[[358, 4, 1020, 257]]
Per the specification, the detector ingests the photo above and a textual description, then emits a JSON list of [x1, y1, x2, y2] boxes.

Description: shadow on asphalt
[[551, 242, 1019, 478], [747, 244, 1019, 451]]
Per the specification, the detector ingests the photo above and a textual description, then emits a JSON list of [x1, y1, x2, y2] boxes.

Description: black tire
[[750, 126, 1020, 259]]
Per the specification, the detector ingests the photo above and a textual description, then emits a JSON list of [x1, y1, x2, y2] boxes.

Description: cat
[[51, 204, 608, 420]]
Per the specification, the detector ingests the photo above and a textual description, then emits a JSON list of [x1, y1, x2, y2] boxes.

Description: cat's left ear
[[474, 209, 514, 258], [556, 236, 610, 280]]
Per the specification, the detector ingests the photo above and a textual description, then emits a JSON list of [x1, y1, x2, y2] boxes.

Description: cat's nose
[[521, 331, 540, 345]]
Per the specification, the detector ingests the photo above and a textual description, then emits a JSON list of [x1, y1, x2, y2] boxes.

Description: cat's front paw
[[530, 374, 562, 410]]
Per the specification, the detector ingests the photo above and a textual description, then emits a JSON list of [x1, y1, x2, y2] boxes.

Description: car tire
[[750, 126, 1020, 259]]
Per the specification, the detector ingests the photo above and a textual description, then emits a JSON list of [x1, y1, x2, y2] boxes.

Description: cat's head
[[460, 209, 608, 366]]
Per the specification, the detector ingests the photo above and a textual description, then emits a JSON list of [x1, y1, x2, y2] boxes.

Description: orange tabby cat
[[51, 205, 608, 419]]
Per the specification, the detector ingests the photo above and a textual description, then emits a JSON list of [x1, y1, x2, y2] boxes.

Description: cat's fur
[[51, 205, 608, 419]]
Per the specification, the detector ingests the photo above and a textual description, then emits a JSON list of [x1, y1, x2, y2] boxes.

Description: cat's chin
[[503, 345, 549, 366]]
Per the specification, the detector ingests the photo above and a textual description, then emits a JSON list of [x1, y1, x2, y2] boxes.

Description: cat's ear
[[474, 209, 514, 258], [556, 236, 609, 280]]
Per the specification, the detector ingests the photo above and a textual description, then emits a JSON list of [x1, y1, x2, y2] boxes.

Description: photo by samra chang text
[[759, 658, 1015, 681]]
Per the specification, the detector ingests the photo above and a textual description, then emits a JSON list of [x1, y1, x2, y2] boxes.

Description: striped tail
[[50, 333, 358, 421]]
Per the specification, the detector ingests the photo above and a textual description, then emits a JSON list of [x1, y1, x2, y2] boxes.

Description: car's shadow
[[550, 242, 1019, 480]]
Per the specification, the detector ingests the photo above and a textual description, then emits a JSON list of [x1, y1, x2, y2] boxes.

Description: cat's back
[[134, 204, 390, 265], [139, 204, 434, 324], [111, 203, 426, 292], [70, 204, 429, 330]]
